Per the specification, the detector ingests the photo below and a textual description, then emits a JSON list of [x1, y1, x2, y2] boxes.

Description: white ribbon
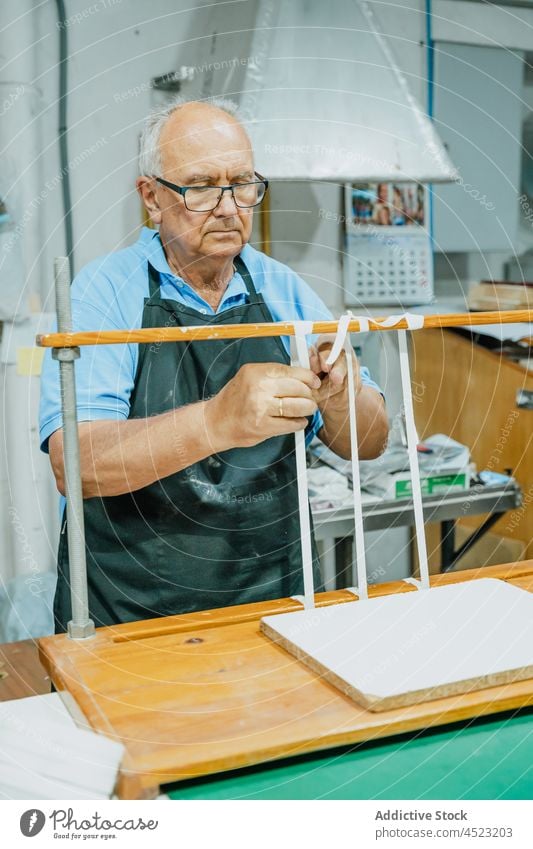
[[325, 313, 425, 369], [343, 335, 369, 601], [290, 322, 315, 609], [373, 312, 425, 331], [398, 329, 430, 590], [293, 313, 427, 604], [325, 312, 360, 366], [322, 311, 425, 598], [320, 311, 369, 599]]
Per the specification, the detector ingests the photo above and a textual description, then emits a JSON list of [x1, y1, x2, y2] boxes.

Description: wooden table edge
[[37, 562, 533, 799]]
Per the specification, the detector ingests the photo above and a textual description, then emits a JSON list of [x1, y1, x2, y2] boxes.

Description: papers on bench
[[308, 433, 471, 507], [0, 693, 124, 799]]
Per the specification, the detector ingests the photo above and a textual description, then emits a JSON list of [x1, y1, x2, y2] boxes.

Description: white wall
[[4, 0, 528, 307], [434, 0, 533, 49], [10, 0, 429, 314], [33, 0, 213, 305], [18, 0, 531, 309]]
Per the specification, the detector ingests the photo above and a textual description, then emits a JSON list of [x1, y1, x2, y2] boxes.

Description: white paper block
[[0, 693, 124, 799], [261, 579, 533, 711]]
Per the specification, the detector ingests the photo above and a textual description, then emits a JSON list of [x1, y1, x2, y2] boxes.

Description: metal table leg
[[440, 519, 456, 572], [441, 512, 503, 573]]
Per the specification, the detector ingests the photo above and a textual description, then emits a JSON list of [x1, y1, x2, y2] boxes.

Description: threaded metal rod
[[53, 257, 95, 639]]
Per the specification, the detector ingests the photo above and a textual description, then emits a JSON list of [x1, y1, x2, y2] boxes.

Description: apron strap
[[234, 254, 259, 297], [147, 260, 161, 298], [234, 253, 281, 329]]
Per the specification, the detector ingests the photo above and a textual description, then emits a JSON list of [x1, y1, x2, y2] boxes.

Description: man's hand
[[309, 334, 388, 461], [49, 363, 321, 499], [309, 334, 361, 413], [205, 362, 321, 451]]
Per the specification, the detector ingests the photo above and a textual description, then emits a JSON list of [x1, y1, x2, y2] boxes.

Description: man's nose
[[213, 188, 239, 216]]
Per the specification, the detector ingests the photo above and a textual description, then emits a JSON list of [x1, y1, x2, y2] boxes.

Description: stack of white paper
[[0, 693, 124, 799]]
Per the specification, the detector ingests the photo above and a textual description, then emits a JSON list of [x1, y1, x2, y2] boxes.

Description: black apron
[[54, 255, 321, 631]]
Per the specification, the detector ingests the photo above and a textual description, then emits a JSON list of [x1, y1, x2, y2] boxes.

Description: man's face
[[153, 106, 255, 262]]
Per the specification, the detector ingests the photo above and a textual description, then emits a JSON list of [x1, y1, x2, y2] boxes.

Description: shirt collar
[[136, 226, 250, 306], [138, 226, 174, 276]]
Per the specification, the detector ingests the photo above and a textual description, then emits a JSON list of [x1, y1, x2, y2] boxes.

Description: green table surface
[[167, 709, 533, 800]]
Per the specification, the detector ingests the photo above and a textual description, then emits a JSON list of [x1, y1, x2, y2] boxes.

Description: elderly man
[[40, 97, 388, 631]]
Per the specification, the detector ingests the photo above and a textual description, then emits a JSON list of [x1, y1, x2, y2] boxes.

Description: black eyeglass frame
[[153, 173, 269, 211]]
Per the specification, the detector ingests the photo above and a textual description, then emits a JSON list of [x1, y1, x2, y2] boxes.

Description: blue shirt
[[39, 227, 382, 452]]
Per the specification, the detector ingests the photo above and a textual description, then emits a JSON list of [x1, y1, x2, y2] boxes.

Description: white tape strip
[[292, 320, 315, 341], [320, 313, 369, 598], [325, 313, 424, 371], [375, 313, 425, 331], [326, 312, 356, 366], [403, 577, 422, 589], [344, 337, 368, 601], [398, 329, 430, 590], [290, 323, 315, 610]]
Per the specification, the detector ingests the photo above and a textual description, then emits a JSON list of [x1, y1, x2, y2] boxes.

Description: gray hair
[[138, 96, 243, 176]]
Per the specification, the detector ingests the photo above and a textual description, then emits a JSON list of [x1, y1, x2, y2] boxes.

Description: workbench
[[36, 561, 533, 799], [313, 478, 522, 584], [3, 637, 532, 800], [0, 639, 50, 700]]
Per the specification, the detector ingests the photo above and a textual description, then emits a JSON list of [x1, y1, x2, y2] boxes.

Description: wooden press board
[[261, 578, 533, 711], [38, 563, 533, 799]]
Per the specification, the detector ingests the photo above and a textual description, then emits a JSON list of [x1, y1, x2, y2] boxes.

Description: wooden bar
[[36, 309, 533, 348]]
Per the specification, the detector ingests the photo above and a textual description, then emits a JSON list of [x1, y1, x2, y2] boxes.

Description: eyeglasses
[[154, 173, 269, 212]]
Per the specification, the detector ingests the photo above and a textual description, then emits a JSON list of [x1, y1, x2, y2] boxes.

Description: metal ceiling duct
[[222, 0, 458, 182]]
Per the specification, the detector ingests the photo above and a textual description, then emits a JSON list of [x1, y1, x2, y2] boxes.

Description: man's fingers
[[317, 346, 347, 384], [328, 357, 348, 387], [272, 377, 316, 399], [308, 345, 321, 375], [315, 381, 342, 405], [270, 416, 309, 435], [315, 333, 337, 353], [310, 342, 342, 379], [272, 396, 318, 418], [265, 363, 321, 389], [289, 366, 321, 390]]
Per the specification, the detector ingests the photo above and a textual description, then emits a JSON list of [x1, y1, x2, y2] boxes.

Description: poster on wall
[[343, 182, 434, 307]]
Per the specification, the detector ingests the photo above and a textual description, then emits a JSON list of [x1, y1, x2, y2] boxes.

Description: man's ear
[[136, 176, 162, 226]]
